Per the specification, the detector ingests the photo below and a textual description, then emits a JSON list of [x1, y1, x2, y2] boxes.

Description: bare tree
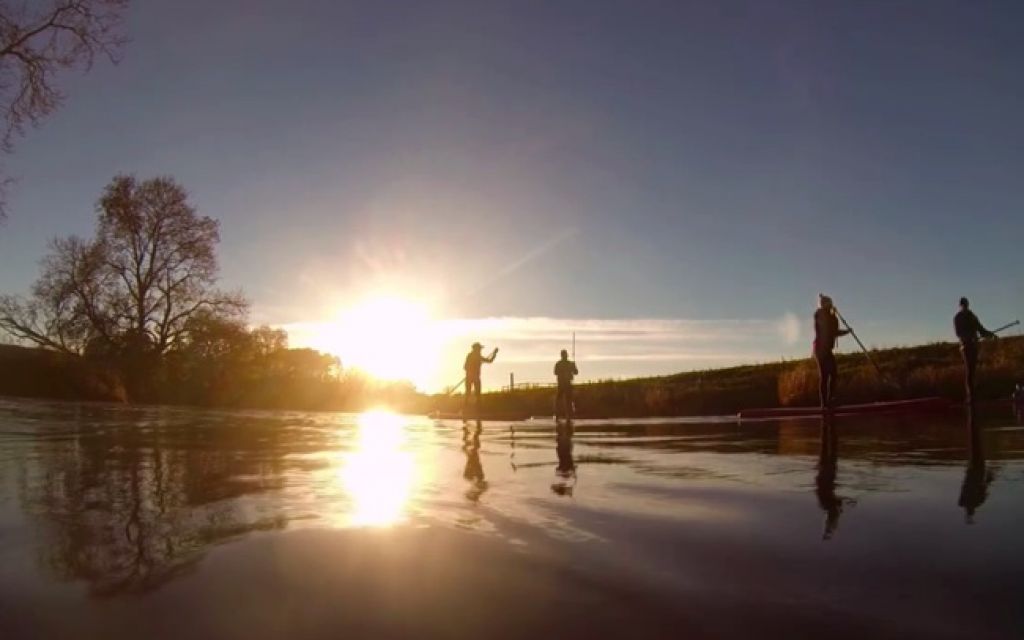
[[0, 174, 247, 355], [0, 0, 128, 217], [96, 175, 247, 354], [0, 234, 110, 353]]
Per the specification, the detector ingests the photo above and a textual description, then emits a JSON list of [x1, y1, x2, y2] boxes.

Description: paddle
[[991, 320, 1020, 335], [426, 378, 466, 419], [835, 309, 900, 391], [444, 378, 466, 396]]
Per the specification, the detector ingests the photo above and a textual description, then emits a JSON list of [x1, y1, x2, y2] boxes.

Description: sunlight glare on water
[[338, 409, 418, 527]]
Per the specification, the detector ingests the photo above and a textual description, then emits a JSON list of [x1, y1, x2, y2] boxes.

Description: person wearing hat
[[463, 342, 498, 415], [814, 294, 850, 409], [954, 297, 996, 402]]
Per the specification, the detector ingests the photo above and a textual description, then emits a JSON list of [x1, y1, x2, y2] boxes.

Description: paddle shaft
[[836, 310, 897, 389], [445, 378, 466, 396], [992, 320, 1020, 335]]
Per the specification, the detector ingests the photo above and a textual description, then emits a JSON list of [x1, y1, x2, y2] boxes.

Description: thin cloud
[[446, 316, 787, 344], [461, 227, 579, 299], [281, 314, 802, 391]]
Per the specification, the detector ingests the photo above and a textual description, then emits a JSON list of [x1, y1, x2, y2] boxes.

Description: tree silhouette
[[0, 0, 128, 217], [0, 174, 247, 357]]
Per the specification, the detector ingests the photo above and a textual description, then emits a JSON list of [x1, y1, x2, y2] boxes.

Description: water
[[0, 397, 1021, 639]]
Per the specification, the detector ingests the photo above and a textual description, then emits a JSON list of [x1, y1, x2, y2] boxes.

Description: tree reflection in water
[[15, 408, 325, 596]]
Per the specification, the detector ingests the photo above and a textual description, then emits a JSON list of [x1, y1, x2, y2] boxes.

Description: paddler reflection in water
[[551, 422, 576, 497], [463, 342, 498, 417], [462, 421, 488, 502], [959, 408, 993, 524], [815, 416, 854, 540], [813, 295, 850, 409]]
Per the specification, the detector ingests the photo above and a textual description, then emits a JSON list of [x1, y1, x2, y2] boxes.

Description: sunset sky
[[1, 1, 1022, 391]]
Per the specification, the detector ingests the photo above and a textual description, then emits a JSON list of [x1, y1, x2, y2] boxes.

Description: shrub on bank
[[434, 336, 1024, 418], [774, 338, 1024, 407], [0, 345, 126, 402]]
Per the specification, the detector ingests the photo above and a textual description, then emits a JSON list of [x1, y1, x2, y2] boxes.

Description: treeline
[[0, 344, 126, 402], [0, 324, 422, 412], [0, 174, 420, 412], [151, 317, 422, 411], [431, 337, 1024, 418]]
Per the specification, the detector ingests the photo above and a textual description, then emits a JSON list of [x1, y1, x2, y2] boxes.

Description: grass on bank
[[431, 336, 1024, 418], [3, 337, 1022, 417]]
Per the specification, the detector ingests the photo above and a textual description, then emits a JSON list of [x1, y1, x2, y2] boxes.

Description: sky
[[1, 0, 1022, 391]]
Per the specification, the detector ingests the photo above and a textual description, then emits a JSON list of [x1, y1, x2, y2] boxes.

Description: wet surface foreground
[[0, 398, 1022, 639]]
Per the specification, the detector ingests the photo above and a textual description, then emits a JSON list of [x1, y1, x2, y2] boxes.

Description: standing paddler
[[954, 297, 996, 403], [553, 349, 578, 420], [814, 294, 850, 409], [463, 342, 498, 417]]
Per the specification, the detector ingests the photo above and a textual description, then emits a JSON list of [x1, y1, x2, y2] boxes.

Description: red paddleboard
[[737, 397, 951, 420]]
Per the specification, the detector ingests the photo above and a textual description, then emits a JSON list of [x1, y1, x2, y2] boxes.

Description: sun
[[319, 295, 443, 389]]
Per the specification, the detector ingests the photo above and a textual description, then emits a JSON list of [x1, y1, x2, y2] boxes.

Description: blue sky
[[1, 1, 1022, 389]]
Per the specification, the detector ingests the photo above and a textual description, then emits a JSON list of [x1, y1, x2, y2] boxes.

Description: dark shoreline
[[3, 336, 1022, 418]]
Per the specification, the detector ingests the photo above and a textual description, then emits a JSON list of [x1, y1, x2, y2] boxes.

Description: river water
[[0, 397, 1021, 639]]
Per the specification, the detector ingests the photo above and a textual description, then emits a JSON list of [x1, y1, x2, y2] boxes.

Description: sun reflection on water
[[339, 410, 418, 527]]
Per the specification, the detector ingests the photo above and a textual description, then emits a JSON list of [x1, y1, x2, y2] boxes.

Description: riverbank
[[0, 344, 127, 402], [3, 336, 1022, 417], [431, 337, 1024, 418]]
